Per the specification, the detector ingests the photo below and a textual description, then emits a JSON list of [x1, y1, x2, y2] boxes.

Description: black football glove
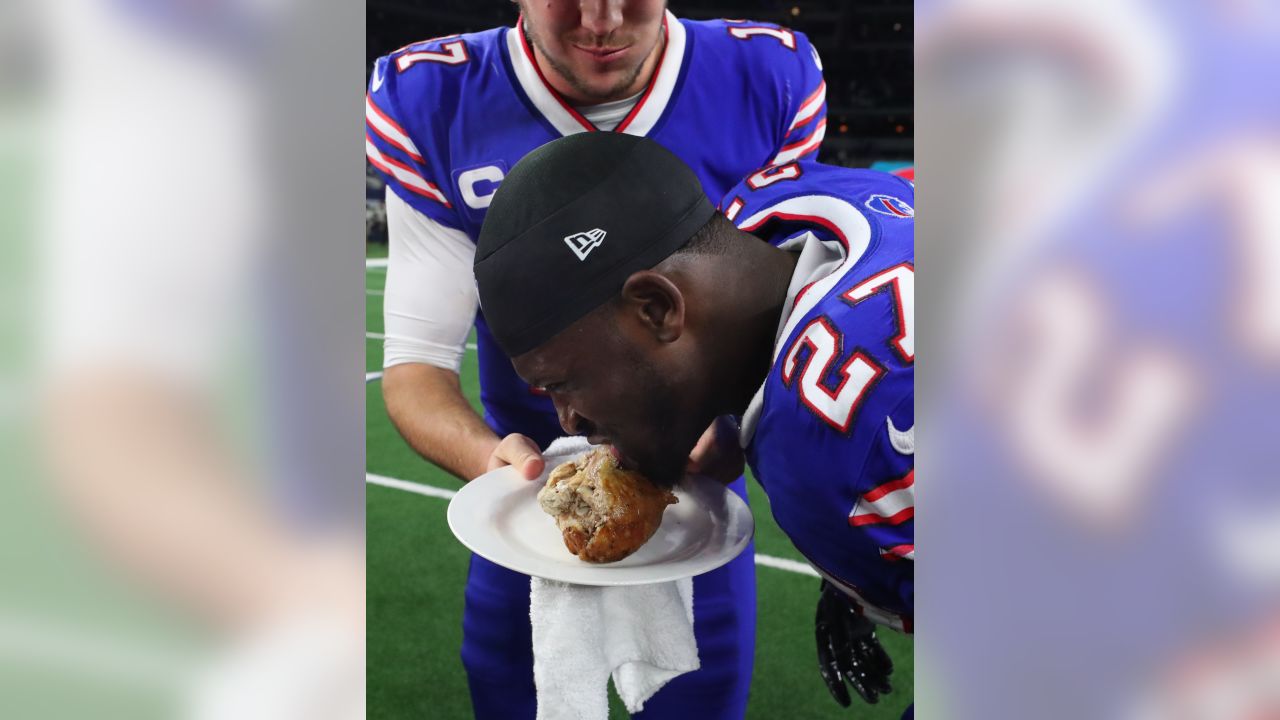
[[815, 580, 894, 706]]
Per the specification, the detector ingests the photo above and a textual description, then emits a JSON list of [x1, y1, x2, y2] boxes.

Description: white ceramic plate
[[447, 465, 754, 586]]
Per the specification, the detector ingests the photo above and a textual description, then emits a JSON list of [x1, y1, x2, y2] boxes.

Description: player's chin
[[572, 70, 637, 101], [626, 446, 690, 490]]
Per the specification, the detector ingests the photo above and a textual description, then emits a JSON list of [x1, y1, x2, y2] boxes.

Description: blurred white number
[[1004, 273, 1195, 525], [1132, 136, 1280, 362]]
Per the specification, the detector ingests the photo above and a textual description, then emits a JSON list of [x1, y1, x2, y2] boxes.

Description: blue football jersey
[[729, 163, 915, 631], [366, 11, 827, 444]]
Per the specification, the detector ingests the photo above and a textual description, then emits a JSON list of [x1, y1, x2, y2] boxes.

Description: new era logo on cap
[[564, 228, 606, 261]]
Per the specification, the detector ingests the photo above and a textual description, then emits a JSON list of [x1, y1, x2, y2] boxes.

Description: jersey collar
[[737, 201, 874, 447], [505, 10, 686, 137]]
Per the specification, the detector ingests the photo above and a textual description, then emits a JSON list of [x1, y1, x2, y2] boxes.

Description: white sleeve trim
[[381, 188, 478, 373]]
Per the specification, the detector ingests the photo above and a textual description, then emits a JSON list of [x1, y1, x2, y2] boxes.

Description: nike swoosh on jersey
[[887, 417, 914, 455]]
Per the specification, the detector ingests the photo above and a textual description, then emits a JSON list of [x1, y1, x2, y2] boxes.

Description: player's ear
[[619, 270, 685, 343]]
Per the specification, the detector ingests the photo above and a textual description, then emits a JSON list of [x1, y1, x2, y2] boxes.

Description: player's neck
[[715, 245, 800, 418]]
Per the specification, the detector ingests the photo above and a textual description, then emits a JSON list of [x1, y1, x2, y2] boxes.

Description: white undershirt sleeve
[[381, 188, 478, 373]]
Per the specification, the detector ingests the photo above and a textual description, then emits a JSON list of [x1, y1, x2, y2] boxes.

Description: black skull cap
[[475, 132, 716, 357]]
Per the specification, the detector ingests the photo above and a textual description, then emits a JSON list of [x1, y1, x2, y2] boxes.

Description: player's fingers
[[685, 422, 718, 472], [833, 606, 876, 703], [854, 635, 894, 696], [816, 600, 852, 707], [837, 609, 892, 699], [868, 632, 895, 678], [849, 614, 894, 678], [817, 630, 852, 706], [487, 434, 545, 479], [688, 423, 745, 484], [847, 667, 879, 705]]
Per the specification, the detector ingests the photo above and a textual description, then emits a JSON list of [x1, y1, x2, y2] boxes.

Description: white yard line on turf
[[753, 554, 820, 577], [366, 371, 383, 383], [365, 472, 819, 578], [367, 472, 460, 501], [367, 289, 384, 296], [366, 258, 389, 268]]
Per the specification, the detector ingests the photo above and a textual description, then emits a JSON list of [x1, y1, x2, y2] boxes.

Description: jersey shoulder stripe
[[681, 19, 826, 162], [366, 28, 508, 224]]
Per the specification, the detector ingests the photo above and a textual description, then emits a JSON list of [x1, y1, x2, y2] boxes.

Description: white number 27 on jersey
[[780, 264, 914, 431]]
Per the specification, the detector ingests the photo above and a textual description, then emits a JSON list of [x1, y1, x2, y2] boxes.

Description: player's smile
[[572, 43, 632, 64]]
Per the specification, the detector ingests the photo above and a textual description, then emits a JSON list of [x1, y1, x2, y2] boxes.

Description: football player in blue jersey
[[475, 133, 913, 715], [365, 1, 829, 717]]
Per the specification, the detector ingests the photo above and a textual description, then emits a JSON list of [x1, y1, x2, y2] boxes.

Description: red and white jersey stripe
[[879, 544, 916, 562], [366, 95, 424, 163], [849, 470, 915, 526], [365, 137, 450, 207], [788, 79, 826, 133], [771, 118, 827, 166]]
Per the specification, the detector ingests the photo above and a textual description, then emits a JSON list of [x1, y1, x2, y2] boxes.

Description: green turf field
[[365, 250, 914, 719]]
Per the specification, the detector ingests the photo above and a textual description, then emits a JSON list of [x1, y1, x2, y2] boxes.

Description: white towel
[[530, 437, 700, 720]]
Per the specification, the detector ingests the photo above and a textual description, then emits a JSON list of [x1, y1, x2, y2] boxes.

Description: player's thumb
[[519, 452, 545, 480], [507, 434, 544, 480]]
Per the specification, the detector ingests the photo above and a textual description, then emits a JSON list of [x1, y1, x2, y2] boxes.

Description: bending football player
[[475, 134, 915, 714]]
